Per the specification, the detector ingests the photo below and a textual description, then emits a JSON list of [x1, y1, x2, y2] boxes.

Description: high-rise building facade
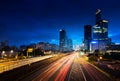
[[93, 9, 108, 41], [67, 39, 73, 51], [101, 20, 108, 39], [59, 29, 66, 52], [91, 9, 109, 52], [84, 25, 92, 51], [84, 25, 92, 40]]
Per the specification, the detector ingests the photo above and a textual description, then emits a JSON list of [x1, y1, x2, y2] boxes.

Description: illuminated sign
[[27, 48, 33, 52]]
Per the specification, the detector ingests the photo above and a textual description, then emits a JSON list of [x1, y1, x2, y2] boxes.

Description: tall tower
[[91, 9, 109, 52], [93, 9, 108, 41], [59, 29, 66, 52], [67, 39, 73, 51], [84, 25, 92, 51], [84, 25, 92, 40]]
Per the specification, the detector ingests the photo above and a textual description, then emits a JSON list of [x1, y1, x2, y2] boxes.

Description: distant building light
[[59, 29, 62, 31], [95, 26, 101, 29], [93, 25, 101, 29], [102, 20, 108, 23], [94, 30, 102, 33], [91, 41, 97, 44], [115, 43, 120, 45], [103, 27, 108, 33]]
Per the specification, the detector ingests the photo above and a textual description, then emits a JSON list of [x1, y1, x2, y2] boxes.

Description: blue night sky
[[0, 0, 120, 47]]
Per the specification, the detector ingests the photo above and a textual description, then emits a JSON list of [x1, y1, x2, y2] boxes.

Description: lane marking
[[68, 57, 75, 81], [78, 54, 87, 81]]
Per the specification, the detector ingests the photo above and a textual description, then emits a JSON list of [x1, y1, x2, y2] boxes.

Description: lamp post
[[10, 50, 13, 53], [2, 51, 5, 58], [10, 50, 14, 57]]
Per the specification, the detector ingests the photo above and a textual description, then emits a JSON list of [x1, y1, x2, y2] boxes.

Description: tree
[[33, 48, 44, 56]]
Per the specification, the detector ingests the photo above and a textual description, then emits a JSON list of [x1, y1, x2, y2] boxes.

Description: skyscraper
[[84, 25, 92, 40], [59, 29, 66, 52], [67, 39, 73, 51], [84, 25, 92, 51], [91, 9, 109, 52], [93, 9, 108, 41]]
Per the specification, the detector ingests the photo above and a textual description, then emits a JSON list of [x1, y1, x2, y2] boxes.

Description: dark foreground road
[[22, 52, 113, 81]]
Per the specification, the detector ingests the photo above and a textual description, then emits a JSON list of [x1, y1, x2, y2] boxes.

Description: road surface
[[23, 52, 113, 81]]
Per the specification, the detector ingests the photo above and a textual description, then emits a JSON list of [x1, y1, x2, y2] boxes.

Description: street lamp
[[2, 51, 5, 58], [10, 50, 13, 53], [10, 50, 14, 57]]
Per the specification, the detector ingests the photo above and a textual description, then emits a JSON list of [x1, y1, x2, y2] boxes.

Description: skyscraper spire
[[96, 9, 102, 25], [96, 9, 101, 15]]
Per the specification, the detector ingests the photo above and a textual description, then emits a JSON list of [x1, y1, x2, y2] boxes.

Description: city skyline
[[0, 0, 120, 46]]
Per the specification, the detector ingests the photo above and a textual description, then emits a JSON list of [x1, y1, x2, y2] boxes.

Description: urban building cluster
[[35, 42, 59, 53], [0, 29, 74, 58], [1, 9, 120, 58], [59, 29, 73, 52], [0, 40, 17, 58], [83, 9, 120, 53], [0, 41, 59, 58]]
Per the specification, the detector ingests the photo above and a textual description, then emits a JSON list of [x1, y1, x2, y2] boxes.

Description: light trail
[[67, 52, 87, 81], [22, 52, 113, 81], [79, 62, 87, 81], [77, 52, 87, 81], [54, 54, 75, 81], [32, 54, 75, 81]]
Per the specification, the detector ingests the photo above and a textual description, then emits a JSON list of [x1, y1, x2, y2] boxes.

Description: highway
[[23, 52, 112, 81]]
